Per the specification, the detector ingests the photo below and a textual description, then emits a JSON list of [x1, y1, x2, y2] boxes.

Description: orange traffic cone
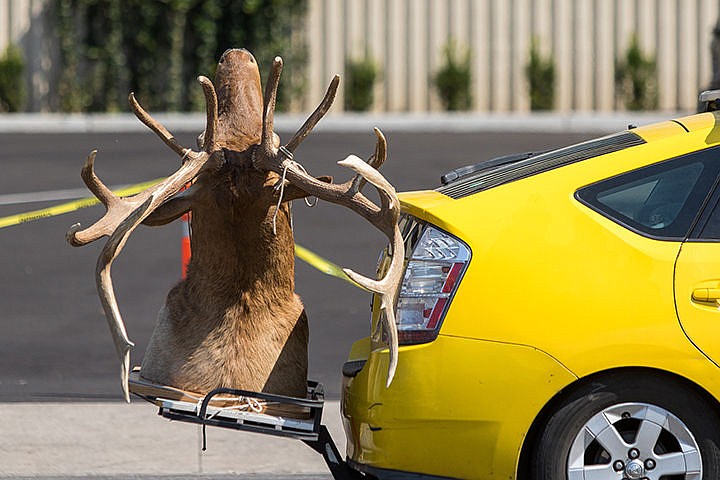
[[180, 182, 192, 279], [181, 211, 191, 279]]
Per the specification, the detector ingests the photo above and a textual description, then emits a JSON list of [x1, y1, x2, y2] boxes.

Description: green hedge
[[615, 34, 659, 111], [344, 55, 379, 111], [526, 37, 555, 111], [0, 44, 26, 112], [52, 0, 307, 113], [433, 41, 472, 111]]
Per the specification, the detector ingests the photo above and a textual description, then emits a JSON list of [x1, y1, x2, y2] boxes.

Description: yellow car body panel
[[342, 336, 577, 479], [675, 242, 720, 365], [342, 112, 720, 479]]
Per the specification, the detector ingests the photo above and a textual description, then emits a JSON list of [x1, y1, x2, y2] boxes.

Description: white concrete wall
[[305, 0, 720, 113], [1, 0, 53, 112], [4, 0, 720, 112]]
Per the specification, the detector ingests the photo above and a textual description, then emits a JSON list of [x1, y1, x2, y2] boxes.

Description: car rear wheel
[[530, 375, 720, 480]]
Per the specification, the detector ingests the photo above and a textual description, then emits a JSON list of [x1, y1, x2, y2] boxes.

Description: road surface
[[0, 128, 598, 402]]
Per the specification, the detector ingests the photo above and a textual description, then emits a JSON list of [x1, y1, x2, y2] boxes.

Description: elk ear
[[142, 187, 195, 226], [142, 197, 192, 226], [280, 175, 333, 202]]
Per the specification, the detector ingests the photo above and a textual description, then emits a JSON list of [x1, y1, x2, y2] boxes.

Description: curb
[[0, 112, 680, 134]]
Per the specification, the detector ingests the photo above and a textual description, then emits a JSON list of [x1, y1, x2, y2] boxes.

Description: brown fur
[[139, 49, 309, 398]]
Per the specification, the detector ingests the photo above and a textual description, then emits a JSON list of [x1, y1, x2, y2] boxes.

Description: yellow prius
[[342, 99, 720, 479]]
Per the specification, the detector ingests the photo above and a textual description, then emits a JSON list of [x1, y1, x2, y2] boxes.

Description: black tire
[[530, 374, 720, 479]]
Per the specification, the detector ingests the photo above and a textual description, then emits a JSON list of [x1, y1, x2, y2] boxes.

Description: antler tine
[[350, 128, 387, 196], [369, 127, 387, 170], [285, 75, 340, 153], [129, 93, 189, 158], [260, 57, 284, 155], [67, 151, 119, 246], [81, 150, 115, 206], [372, 130, 392, 213], [130, 76, 218, 158], [197, 75, 219, 153], [68, 151, 128, 246]]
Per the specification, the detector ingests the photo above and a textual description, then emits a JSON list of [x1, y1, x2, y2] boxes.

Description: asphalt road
[[9, 476, 330, 479], [0, 128, 596, 402]]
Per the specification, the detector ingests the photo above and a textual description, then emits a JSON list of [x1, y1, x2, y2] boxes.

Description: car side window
[[576, 147, 720, 240]]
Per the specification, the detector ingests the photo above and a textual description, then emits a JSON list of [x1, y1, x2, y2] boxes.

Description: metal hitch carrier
[[132, 377, 363, 480]]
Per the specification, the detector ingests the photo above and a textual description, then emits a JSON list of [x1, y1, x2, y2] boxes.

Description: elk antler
[[253, 58, 404, 386], [67, 76, 220, 401]]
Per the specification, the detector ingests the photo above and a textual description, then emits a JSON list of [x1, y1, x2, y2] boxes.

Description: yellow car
[[341, 108, 720, 479]]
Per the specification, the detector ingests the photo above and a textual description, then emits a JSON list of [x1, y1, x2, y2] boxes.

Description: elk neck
[[182, 155, 297, 309]]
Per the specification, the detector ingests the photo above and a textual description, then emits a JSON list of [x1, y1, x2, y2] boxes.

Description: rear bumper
[[341, 335, 577, 480]]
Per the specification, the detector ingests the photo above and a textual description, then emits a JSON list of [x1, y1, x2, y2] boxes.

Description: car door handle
[[691, 288, 720, 302]]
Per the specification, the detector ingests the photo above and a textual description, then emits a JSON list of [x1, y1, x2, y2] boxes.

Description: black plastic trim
[[687, 174, 720, 240], [671, 119, 691, 132], [440, 151, 537, 185], [348, 459, 457, 480], [342, 360, 367, 378], [437, 131, 645, 199]]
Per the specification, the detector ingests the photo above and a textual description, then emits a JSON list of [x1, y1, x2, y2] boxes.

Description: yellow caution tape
[[0, 178, 165, 229], [294, 243, 360, 287], [0, 178, 366, 289]]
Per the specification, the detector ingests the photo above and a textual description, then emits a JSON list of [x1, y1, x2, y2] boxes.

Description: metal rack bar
[[132, 379, 364, 479]]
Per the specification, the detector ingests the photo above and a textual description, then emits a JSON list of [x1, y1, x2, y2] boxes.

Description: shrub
[[433, 41, 472, 111], [52, 0, 308, 112], [0, 44, 26, 112], [526, 37, 555, 110], [615, 34, 659, 111], [344, 55, 379, 111]]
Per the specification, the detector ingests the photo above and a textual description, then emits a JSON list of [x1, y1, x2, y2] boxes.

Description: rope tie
[[197, 394, 268, 451], [272, 162, 290, 235], [271, 147, 317, 235], [197, 396, 265, 417]]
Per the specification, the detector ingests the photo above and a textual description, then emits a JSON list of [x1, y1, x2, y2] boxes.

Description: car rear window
[[436, 131, 645, 199], [576, 146, 720, 240]]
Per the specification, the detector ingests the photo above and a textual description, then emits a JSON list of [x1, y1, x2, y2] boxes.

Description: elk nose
[[219, 48, 255, 64]]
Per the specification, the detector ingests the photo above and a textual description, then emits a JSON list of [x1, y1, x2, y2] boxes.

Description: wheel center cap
[[626, 459, 645, 479]]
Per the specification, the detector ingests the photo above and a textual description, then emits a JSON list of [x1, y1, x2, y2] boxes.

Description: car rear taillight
[[396, 225, 471, 345]]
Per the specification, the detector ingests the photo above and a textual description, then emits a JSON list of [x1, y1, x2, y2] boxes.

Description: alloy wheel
[[567, 402, 702, 480]]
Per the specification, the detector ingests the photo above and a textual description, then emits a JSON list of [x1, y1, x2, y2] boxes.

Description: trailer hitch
[[130, 373, 364, 480]]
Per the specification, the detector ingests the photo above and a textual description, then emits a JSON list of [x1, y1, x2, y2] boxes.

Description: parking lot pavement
[[9, 477, 330, 480], [10, 477, 330, 480], [0, 400, 344, 477]]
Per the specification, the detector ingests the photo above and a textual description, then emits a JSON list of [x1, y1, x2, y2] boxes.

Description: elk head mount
[[67, 49, 404, 402]]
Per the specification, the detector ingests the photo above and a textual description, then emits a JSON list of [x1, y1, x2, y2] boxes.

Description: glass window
[[577, 147, 720, 240]]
